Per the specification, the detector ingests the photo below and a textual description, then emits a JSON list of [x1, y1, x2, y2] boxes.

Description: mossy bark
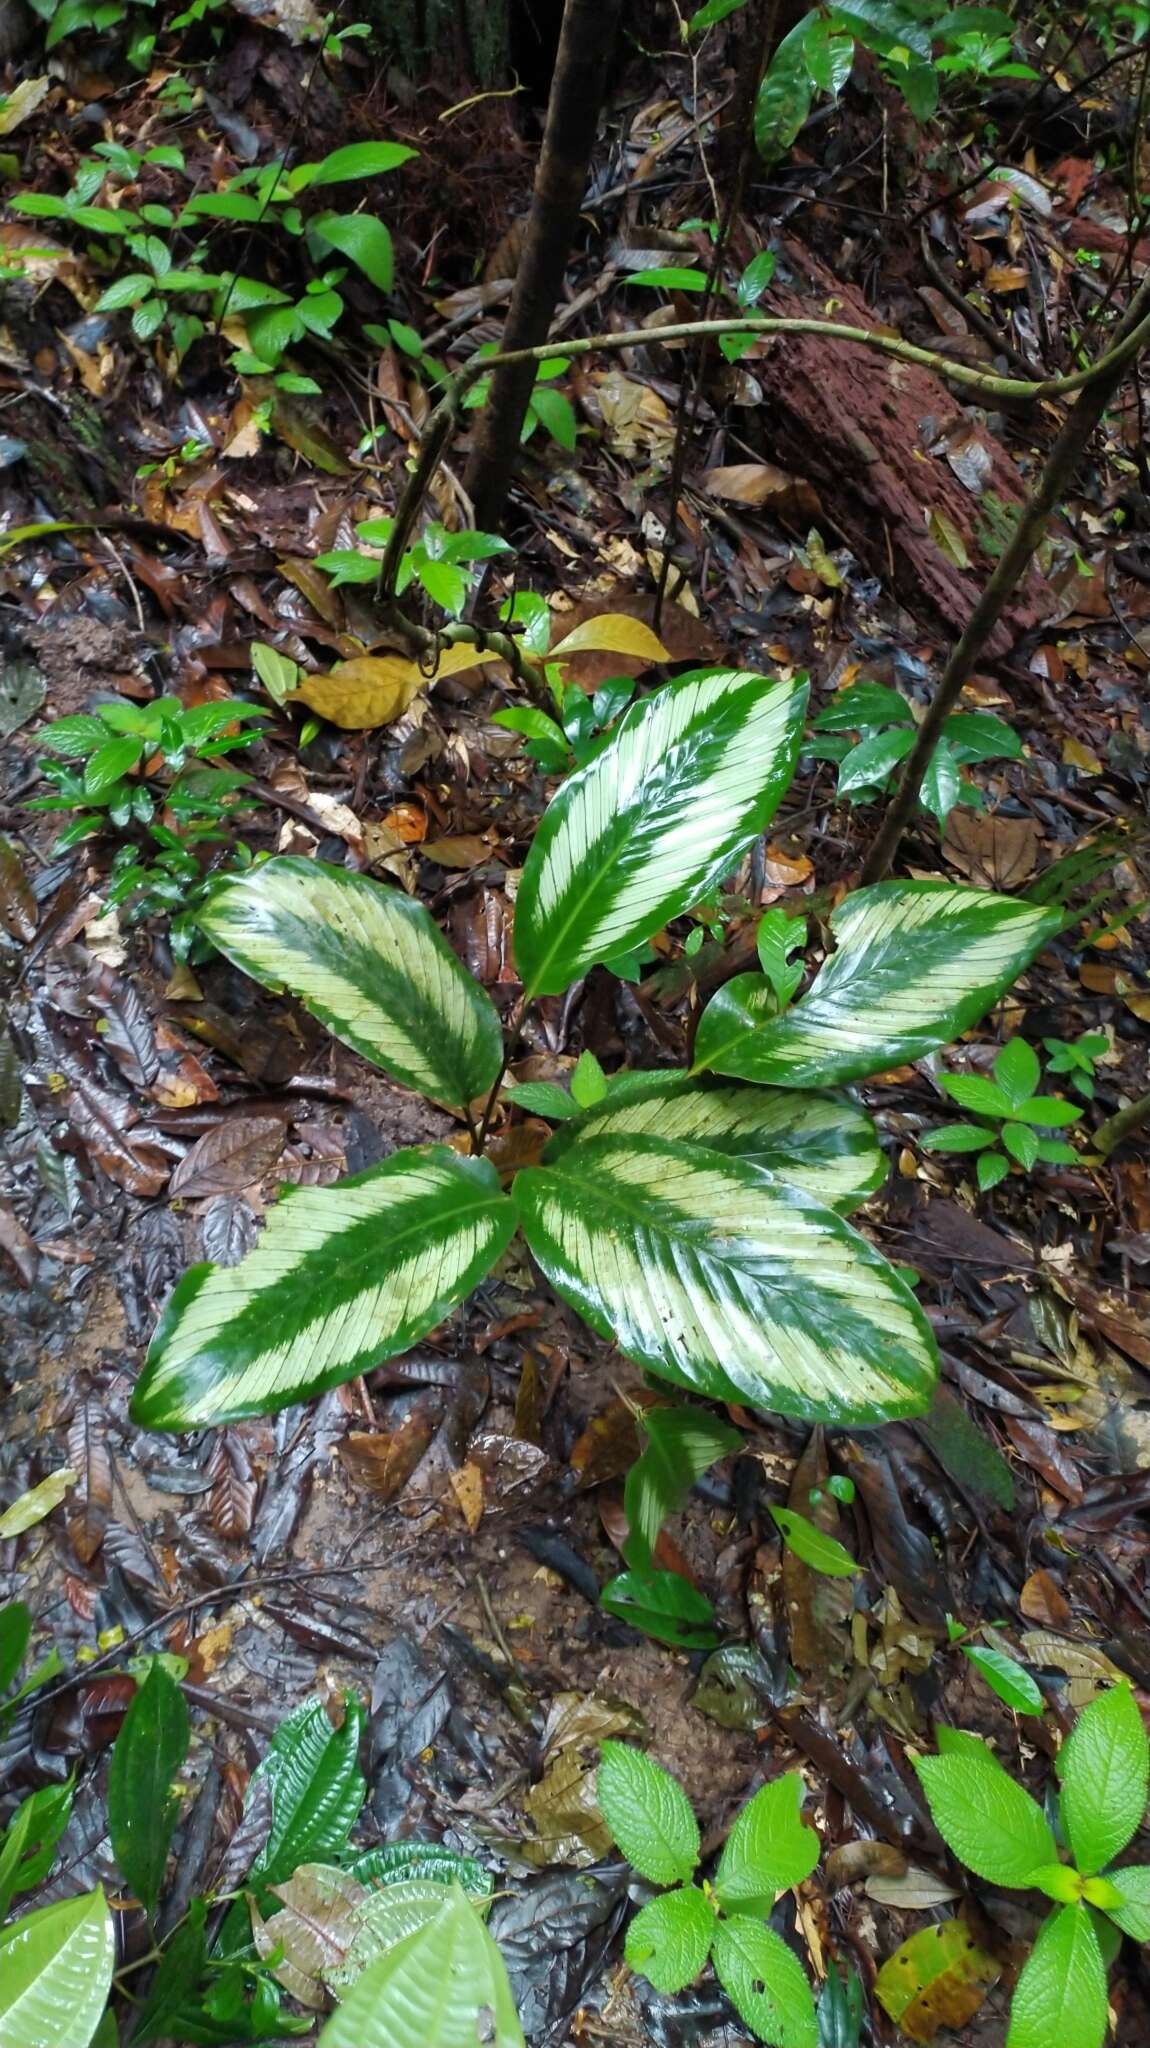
[[372, 0, 510, 87]]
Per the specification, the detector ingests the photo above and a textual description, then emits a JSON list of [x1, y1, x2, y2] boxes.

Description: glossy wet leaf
[[1006, 1904, 1107, 2048], [1056, 1682, 1150, 1875], [914, 1749, 1056, 1887], [249, 1695, 366, 1887], [543, 1073, 886, 1213], [695, 882, 1061, 1089], [515, 1134, 937, 1427], [962, 1643, 1044, 1716], [623, 1404, 742, 1571], [597, 1741, 699, 1885], [711, 1914, 818, 2048], [514, 668, 807, 996], [715, 1773, 820, 1910], [600, 1568, 720, 1649], [875, 1919, 1000, 2043], [108, 1662, 190, 1916], [318, 1884, 524, 2048], [133, 1148, 515, 1429], [198, 858, 502, 1107], [624, 1885, 714, 1993], [0, 1889, 114, 2048]]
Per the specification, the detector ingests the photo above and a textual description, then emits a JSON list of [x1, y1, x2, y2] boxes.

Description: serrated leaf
[[515, 1134, 937, 1426], [1006, 1904, 1107, 2048], [695, 882, 1060, 1090], [0, 1889, 114, 2048], [623, 1404, 742, 1571], [1105, 1863, 1150, 1940], [770, 1505, 859, 1577], [198, 858, 502, 1106], [715, 1773, 819, 1911], [132, 1147, 515, 1429], [914, 1751, 1056, 1888], [514, 668, 807, 996], [542, 1073, 885, 1213], [712, 1915, 818, 2048], [344, 1843, 489, 1893], [597, 1741, 699, 1885], [600, 1568, 720, 1648], [318, 1885, 523, 2048], [1057, 1683, 1149, 1876], [961, 1644, 1044, 1716], [108, 1662, 190, 1916], [250, 1695, 366, 1888], [624, 1885, 714, 1992]]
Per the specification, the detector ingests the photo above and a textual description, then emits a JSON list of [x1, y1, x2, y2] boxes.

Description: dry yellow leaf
[[0, 78, 51, 136], [449, 1460, 484, 1532], [1061, 736, 1103, 775], [288, 643, 500, 730], [928, 507, 971, 570], [549, 612, 670, 663]]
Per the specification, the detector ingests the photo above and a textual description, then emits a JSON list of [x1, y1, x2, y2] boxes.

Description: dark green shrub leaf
[[1056, 1683, 1150, 1876], [514, 668, 807, 997], [515, 1134, 937, 1426], [0, 1780, 74, 1920], [132, 1899, 207, 2045], [754, 16, 818, 164], [543, 1073, 885, 1213], [837, 725, 915, 798], [961, 1644, 1044, 1716], [916, 1386, 1015, 1510], [108, 1663, 190, 1916], [600, 1569, 720, 1648], [623, 1405, 742, 1571], [712, 1914, 818, 2048], [624, 1885, 714, 1992], [132, 1147, 515, 1429], [597, 1741, 699, 1885], [344, 1843, 488, 1893], [695, 882, 1061, 1089], [0, 1601, 31, 1694], [1006, 1903, 1107, 2048], [250, 1695, 366, 1888], [715, 1773, 819, 1910], [311, 212, 394, 290], [914, 1751, 1056, 1887], [198, 857, 502, 1106], [293, 142, 417, 189]]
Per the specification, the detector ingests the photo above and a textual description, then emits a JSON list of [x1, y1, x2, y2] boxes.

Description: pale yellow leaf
[[0, 1467, 77, 1538], [288, 644, 499, 730], [0, 78, 51, 136], [1061, 736, 1103, 775], [549, 612, 669, 662], [928, 507, 971, 569]]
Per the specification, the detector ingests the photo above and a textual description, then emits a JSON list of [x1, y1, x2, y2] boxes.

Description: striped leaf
[[514, 1133, 937, 1425], [513, 669, 808, 997], [131, 1148, 516, 1429], [695, 882, 1061, 1089], [198, 858, 502, 1108], [543, 1073, 884, 1213]]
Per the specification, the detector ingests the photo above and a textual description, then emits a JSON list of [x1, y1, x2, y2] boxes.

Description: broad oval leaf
[[544, 1073, 885, 1213], [1005, 1903, 1107, 2048], [695, 882, 1061, 1089], [198, 858, 502, 1108], [711, 1915, 818, 2048], [715, 1773, 819, 1911], [514, 1134, 938, 1426], [132, 1148, 516, 1429], [1056, 1682, 1150, 1876], [597, 1741, 699, 1885], [961, 1643, 1044, 1717], [914, 1751, 1056, 1888], [624, 1885, 714, 1993], [318, 1885, 524, 2048], [513, 668, 808, 997], [0, 1888, 114, 2048], [312, 211, 393, 290], [770, 1505, 859, 1578]]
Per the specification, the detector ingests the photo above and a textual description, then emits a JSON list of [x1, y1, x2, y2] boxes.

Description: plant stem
[[1095, 1089, 1150, 1158], [461, 0, 624, 529], [860, 268, 1150, 884]]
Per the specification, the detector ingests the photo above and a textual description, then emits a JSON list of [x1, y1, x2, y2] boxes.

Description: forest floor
[[2, 10, 1150, 2046]]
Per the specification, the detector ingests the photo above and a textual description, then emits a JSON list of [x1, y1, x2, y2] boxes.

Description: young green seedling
[[1043, 1031, 1110, 1101], [916, 1682, 1150, 2048], [597, 1741, 820, 2046], [921, 1036, 1082, 1191], [807, 680, 1021, 834]]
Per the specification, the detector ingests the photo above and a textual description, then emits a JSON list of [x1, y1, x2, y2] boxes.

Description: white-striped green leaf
[[695, 882, 1061, 1089], [198, 857, 502, 1108], [513, 669, 808, 997], [131, 1148, 515, 1429], [513, 1133, 937, 1425], [543, 1073, 884, 1213], [0, 1889, 114, 2048]]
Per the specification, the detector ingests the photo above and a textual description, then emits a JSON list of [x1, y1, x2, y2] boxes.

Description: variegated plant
[[131, 666, 1060, 1433]]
